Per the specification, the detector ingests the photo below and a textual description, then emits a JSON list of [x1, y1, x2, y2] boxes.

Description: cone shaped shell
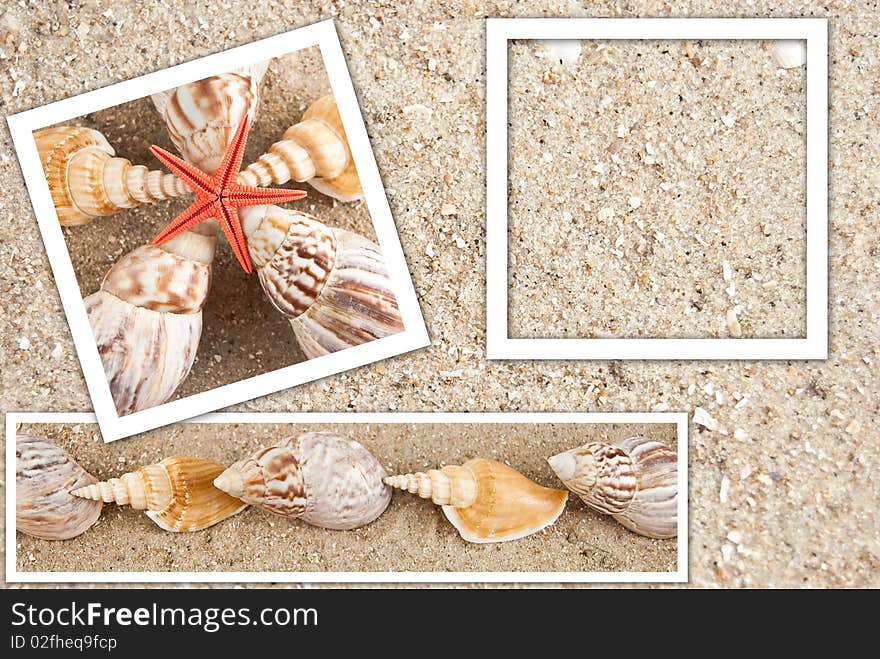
[[16, 435, 102, 540], [72, 456, 246, 533], [385, 459, 568, 543], [34, 126, 190, 226], [214, 432, 391, 530], [548, 437, 678, 539]]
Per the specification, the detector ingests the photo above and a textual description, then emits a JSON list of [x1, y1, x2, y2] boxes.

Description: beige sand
[[509, 39, 806, 339], [15, 421, 677, 574], [51, 45, 378, 400], [1, 2, 879, 588]]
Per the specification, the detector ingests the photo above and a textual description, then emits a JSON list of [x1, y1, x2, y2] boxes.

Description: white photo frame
[[7, 20, 429, 442], [6, 411, 688, 583], [486, 18, 828, 360]]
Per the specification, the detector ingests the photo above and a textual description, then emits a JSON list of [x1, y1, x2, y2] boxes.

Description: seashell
[[240, 204, 404, 358], [384, 459, 568, 543], [85, 224, 216, 415], [547, 437, 678, 539], [151, 63, 268, 174], [214, 431, 391, 530], [35, 126, 190, 226], [239, 94, 363, 201], [770, 40, 806, 69], [16, 435, 102, 540], [72, 455, 246, 532]]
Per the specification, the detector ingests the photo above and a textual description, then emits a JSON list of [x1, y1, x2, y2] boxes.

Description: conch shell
[[241, 205, 404, 358], [214, 431, 391, 530], [151, 63, 268, 174], [85, 225, 216, 415], [239, 94, 362, 201], [384, 459, 568, 543], [35, 126, 190, 226], [548, 437, 678, 539], [72, 455, 246, 532], [16, 435, 103, 540]]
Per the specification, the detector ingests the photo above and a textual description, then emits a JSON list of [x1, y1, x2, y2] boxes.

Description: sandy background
[[14, 421, 677, 574], [49, 45, 379, 400], [0, 1, 878, 588], [509, 39, 807, 339]]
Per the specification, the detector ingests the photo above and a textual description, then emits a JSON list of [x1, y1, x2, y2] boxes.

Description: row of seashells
[[16, 432, 677, 543], [36, 64, 403, 416]]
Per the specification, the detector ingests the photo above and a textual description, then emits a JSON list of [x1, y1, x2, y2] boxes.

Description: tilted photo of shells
[[508, 39, 807, 339], [14, 420, 678, 574], [35, 45, 404, 416]]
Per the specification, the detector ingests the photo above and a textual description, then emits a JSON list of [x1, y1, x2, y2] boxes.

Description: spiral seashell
[[72, 455, 246, 532], [239, 94, 363, 201], [384, 459, 568, 543], [240, 204, 404, 358], [213, 432, 391, 530], [16, 435, 103, 540], [151, 63, 268, 174], [85, 224, 216, 415], [35, 126, 190, 226], [547, 437, 678, 539]]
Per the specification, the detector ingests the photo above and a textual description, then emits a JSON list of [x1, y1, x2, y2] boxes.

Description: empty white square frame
[[7, 20, 429, 441], [486, 18, 828, 360]]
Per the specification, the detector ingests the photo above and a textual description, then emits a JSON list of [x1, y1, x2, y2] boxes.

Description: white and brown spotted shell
[[213, 431, 391, 530], [548, 437, 678, 539], [151, 63, 268, 174], [73, 455, 246, 532], [35, 126, 190, 226], [240, 205, 404, 358], [239, 93, 362, 201], [85, 225, 216, 415], [16, 435, 103, 540]]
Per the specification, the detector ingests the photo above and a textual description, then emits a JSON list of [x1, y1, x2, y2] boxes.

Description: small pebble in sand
[[693, 406, 718, 431], [726, 309, 743, 337], [18, 336, 31, 350], [628, 195, 642, 210]]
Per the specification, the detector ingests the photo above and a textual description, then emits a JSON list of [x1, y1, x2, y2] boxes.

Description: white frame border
[[6, 19, 429, 442], [486, 18, 828, 360], [6, 411, 688, 584]]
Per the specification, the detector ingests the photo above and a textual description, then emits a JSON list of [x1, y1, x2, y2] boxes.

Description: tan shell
[[72, 455, 246, 532], [385, 459, 568, 543], [85, 227, 216, 416], [16, 435, 102, 540], [35, 126, 189, 226], [241, 205, 404, 359], [151, 63, 268, 174], [214, 431, 391, 530], [548, 437, 678, 539], [239, 93, 363, 201]]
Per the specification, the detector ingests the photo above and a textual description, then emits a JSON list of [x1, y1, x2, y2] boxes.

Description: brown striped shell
[[151, 63, 267, 174], [213, 431, 391, 530], [34, 126, 189, 226], [547, 437, 678, 539], [385, 459, 568, 543], [85, 226, 216, 416], [72, 455, 246, 533], [16, 435, 103, 540], [241, 205, 404, 358]]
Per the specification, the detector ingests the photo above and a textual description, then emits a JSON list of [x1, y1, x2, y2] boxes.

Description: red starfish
[[150, 114, 307, 273]]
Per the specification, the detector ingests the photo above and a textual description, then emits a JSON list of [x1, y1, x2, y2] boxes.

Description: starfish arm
[[226, 183, 308, 208], [217, 203, 253, 273], [153, 197, 218, 245], [150, 145, 217, 194], [215, 114, 253, 191]]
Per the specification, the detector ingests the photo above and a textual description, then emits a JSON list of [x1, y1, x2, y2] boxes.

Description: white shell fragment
[[537, 39, 582, 65], [771, 40, 806, 69]]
